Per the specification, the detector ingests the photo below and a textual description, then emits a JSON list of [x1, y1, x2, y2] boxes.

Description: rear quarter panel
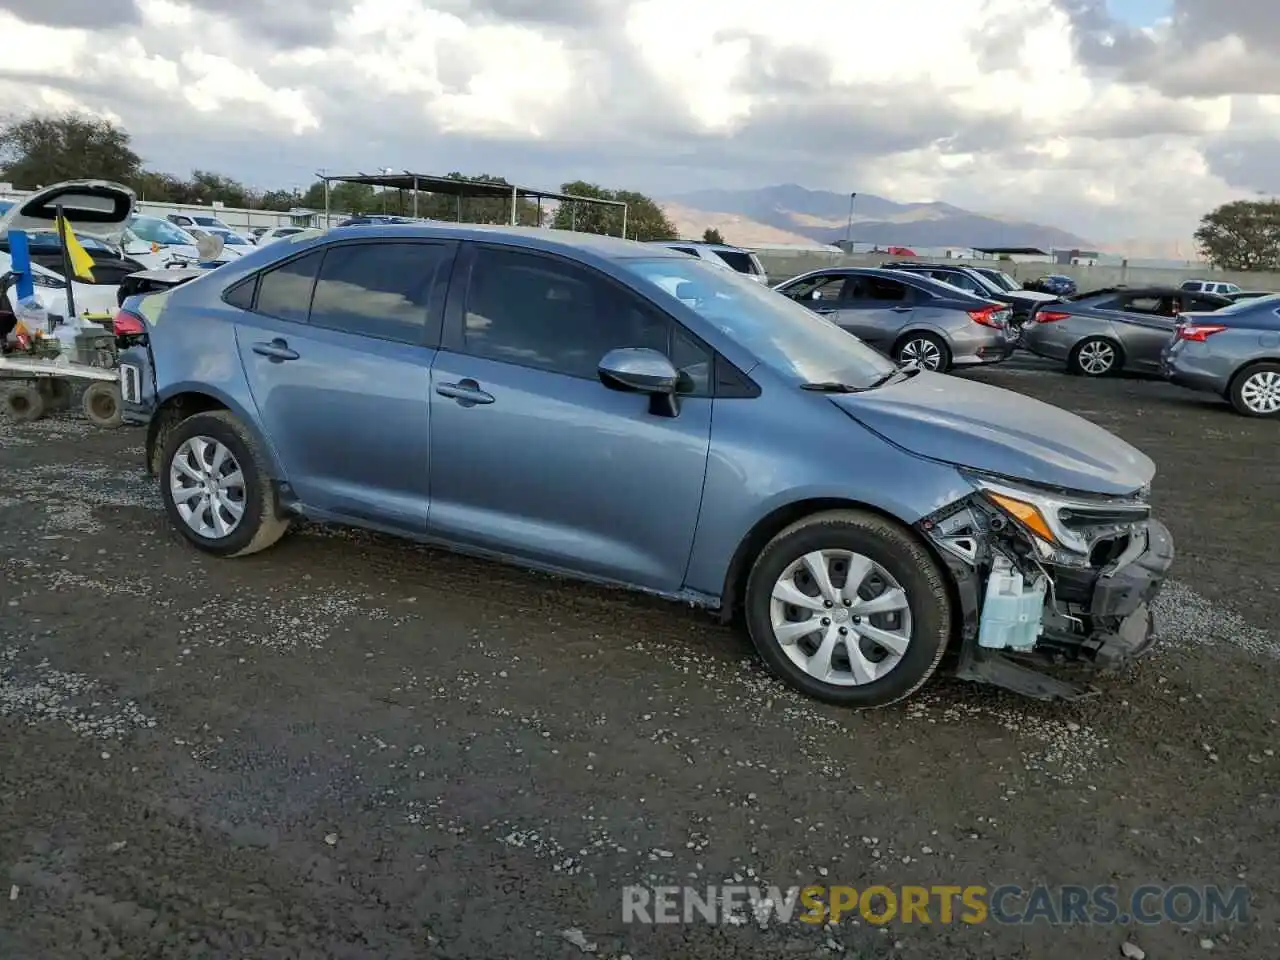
[[1024, 310, 1116, 359]]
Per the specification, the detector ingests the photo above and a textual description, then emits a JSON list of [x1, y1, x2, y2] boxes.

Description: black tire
[[1228, 361, 1280, 418], [2, 384, 45, 423], [743, 509, 953, 708], [1068, 336, 1121, 377], [81, 381, 123, 429], [894, 332, 951, 373], [158, 409, 291, 558]]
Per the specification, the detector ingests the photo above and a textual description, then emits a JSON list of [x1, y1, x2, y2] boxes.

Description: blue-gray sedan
[[113, 224, 1173, 708], [1162, 294, 1280, 416]]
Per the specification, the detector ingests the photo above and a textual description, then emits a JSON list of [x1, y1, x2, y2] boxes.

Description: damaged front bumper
[[919, 484, 1175, 701]]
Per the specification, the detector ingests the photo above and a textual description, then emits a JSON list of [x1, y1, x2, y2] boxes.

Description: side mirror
[[598, 347, 681, 417]]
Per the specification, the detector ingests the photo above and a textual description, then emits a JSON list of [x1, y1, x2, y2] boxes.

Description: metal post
[[511, 184, 518, 226], [621, 203, 628, 239], [323, 178, 331, 228], [456, 195, 462, 222], [412, 177, 419, 219], [537, 197, 542, 227], [845, 192, 857, 250], [570, 203, 577, 231], [55, 203, 77, 322]]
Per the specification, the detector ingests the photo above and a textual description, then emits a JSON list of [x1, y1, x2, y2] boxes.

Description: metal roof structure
[[316, 171, 629, 235], [972, 246, 1049, 256]]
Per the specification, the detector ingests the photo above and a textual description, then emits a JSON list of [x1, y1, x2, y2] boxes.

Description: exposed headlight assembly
[[968, 475, 1150, 566]]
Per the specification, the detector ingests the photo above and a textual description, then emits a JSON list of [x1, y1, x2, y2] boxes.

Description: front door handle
[[815, 308, 837, 316], [252, 339, 299, 362], [891, 305, 912, 313], [436, 378, 495, 406]]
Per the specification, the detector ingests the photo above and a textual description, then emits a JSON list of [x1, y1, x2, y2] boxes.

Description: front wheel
[[81, 381, 122, 428], [2, 384, 45, 423], [159, 410, 291, 557], [744, 510, 953, 708]]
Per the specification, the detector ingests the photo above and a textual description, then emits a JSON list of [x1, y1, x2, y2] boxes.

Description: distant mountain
[[662, 183, 1096, 251]]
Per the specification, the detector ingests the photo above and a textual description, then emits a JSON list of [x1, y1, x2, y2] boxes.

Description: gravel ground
[[1, 365, 1277, 959]]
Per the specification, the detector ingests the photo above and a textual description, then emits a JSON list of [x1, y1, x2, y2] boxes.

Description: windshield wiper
[[800, 381, 861, 393], [801, 368, 912, 394]]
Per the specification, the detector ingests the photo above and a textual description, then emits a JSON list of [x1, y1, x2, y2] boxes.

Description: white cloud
[[0, 0, 1274, 246]]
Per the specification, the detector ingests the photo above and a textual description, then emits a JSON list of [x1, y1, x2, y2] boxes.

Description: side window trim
[[439, 241, 755, 398]]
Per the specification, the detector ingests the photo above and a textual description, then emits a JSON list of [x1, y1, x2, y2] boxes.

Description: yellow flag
[[56, 214, 95, 282]]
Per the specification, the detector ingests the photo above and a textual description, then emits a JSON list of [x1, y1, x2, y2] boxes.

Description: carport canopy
[[316, 171, 629, 234]]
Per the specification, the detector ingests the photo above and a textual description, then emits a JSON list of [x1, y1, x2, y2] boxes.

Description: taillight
[[112, 310, 145, 336], [968, 305, 1003, 327], [1175, 323, 1226, 343], [1035, 310, 1071, 323]]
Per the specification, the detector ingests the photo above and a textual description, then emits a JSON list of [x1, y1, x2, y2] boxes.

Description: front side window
[[713, 250, 756, 274], [253, 249, 323, 323], [460, 247, 709, 388], [309, 241, 447, 344], [780, 273, 846, 302]]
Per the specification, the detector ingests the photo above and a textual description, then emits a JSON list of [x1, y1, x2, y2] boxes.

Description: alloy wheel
[[169, 435, 247, 539], [1077, 340, 1116, 375], [1240, 370, 1280, 414], [899, 339, 943, 371], [768, 550, 913, 686]]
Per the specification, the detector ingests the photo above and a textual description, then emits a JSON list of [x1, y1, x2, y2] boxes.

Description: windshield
[[214, 230, 249, 245], [624, 257, 898, 389], [130, 216, 196, 245], [193, 216, 228, 228], [1209, 293, 1280, 316], [977, 268, 1019, 291]]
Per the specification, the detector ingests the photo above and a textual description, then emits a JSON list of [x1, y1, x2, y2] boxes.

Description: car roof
[[294, 223, 691, 261], [1073, 285, 1230, 300]]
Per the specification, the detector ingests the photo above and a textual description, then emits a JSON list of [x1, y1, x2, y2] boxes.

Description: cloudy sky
[[0, 0, 1276, 244]]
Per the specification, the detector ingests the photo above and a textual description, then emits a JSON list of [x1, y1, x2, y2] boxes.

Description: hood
[[829, 371, 1154, 496], [0, 179, 136, 245]]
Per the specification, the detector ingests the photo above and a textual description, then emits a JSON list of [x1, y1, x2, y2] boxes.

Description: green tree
[[702, 227, 724, 244], [1195, 200, 1280, 271], [551, 181, 676, 240], [0, 111, 143, 187]]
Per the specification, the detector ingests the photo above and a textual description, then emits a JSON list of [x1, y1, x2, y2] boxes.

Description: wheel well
[[1227, 358, 1280, 397], [719, 498, 932, 624], [145, 391, 228, 475]]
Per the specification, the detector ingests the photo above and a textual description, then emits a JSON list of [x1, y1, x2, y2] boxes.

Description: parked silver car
[[773, 267, 1013, 372], [1021, 286, 1232, 376], [1162, 294, 1280, 416]]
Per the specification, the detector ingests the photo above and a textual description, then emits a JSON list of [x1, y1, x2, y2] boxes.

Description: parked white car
[[166, 212, 234, 232], [125, 215, 244, 267], [255, 226, 311, 246]]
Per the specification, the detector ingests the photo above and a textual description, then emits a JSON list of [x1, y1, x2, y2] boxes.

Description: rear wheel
[[1229, 362, 1280, 417], [743, 509, 953, 708], [2, 384, 45, 423], [1069, 337, 1120, 376], [895, 332, 950, 373], [159, 410, 291, 557]]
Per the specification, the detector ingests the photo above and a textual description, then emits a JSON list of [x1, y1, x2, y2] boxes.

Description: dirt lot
[[1, 366, 1277, 959]]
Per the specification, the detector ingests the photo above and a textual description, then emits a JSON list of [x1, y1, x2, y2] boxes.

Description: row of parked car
[[658, 241, 1278, 419]]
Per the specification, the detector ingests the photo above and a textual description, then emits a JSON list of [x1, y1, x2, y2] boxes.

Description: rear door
[[1103, 293, 1178, 371], [233, 238, 456, 532], [835, 275, 915, 348]]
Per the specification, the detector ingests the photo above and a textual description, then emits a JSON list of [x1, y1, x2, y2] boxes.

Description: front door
[[234, 239, 455, 533], [426, 244, 713, 592]]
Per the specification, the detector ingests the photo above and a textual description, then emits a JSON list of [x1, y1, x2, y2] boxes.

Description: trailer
[[1, 313, 124, 428]]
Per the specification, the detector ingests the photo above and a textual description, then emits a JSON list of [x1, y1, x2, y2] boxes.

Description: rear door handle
[[252, 339, 299, 362], [436, 378, 495, 406], [815, 308, 837, 316]]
